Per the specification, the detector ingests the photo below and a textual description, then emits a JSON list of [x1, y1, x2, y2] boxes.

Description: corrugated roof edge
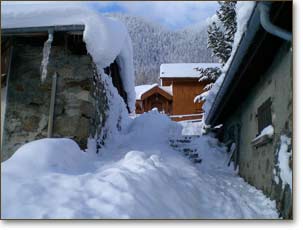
[[205, 3, 259, 125]]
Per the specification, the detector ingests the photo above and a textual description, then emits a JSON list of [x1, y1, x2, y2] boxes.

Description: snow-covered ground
[[179, 120, 203, 136], [1, 110, 278, 219]]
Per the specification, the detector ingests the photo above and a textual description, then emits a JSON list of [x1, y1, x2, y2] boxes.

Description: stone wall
[[2, 36, 108, 161], [222, 43, 292, 218]]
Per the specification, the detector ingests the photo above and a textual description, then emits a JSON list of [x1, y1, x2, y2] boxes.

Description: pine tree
[[195, 66, 222, 91], [207, 1, 237, 64], [207, 22, 229, 64]]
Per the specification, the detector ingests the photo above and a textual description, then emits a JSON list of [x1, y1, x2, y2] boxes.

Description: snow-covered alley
[[1, 111, 278, 219]]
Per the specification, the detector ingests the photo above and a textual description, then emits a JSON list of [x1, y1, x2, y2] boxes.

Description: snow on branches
[[195, 66, 222, 91], [207, 1, 237, 64]]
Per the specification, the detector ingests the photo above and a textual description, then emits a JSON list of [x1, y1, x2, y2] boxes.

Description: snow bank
[[1, 114, 278, 219], [202, 2, 256, 121], [180, 121, 203, 136], [1, 3, 136, 112], [160, 63, 220, 78], [1, 139, 95, 177], [125, 109, 182, 145]]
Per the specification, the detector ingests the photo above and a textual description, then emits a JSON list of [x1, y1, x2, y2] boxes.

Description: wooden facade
[[161, 77, 208, 121], [135, 77, 209, 121], [135, 86, 172, 114]]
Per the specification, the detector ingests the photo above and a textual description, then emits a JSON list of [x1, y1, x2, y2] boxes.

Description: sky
[[2, 1, 218, 30], [88, 1, 218, 30]]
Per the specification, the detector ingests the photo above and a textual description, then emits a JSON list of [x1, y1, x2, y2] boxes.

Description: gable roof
[[135, 84, 173, 101], [160, 63, 220, 79], [135, 84, 158, 100]]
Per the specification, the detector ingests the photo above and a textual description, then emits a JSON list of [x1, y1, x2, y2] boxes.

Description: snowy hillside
[[107, 13, 216, 84]]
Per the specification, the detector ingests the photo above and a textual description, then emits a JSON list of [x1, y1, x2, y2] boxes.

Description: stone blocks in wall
[[1, 41, 104, 161]]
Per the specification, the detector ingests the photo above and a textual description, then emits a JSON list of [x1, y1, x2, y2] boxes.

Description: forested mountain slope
[[108, 13, 215, 84]]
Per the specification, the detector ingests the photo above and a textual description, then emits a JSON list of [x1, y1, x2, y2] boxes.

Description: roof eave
[[205, 4, 260, 125], [1, 24, 85, 36], [140, 85, 173, 101]]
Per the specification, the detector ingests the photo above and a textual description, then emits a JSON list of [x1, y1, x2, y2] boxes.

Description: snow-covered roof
[[1, 4, 136, 112], [160, 63, 220, 78], [135, 84, 173, 100], [204, 2, 258, 125], [135, 84, 158, 100], [160, 85, 173, 95]]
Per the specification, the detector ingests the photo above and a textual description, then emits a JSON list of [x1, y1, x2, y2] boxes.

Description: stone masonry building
[[205, 2, 292, 218], [1, 25, 132, 161]]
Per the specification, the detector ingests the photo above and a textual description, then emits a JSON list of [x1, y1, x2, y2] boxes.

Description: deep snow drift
[[179, 120, 203, 136], [1, 111, 278, 219]]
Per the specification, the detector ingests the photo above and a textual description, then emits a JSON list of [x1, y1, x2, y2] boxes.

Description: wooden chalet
[[135, 63, 220, 121], [160, 63, 220, 121], [135, 84, 173, 114]]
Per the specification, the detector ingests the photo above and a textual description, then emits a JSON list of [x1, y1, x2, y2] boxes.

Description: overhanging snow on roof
[[135, 84, 158, 100], [160, 63, 220, 79], [1, 5, 136, 112]]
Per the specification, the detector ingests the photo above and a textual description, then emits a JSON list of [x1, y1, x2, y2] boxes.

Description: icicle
[[40, 31, 53, 82]]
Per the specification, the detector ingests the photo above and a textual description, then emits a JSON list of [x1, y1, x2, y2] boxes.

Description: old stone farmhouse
[[205, 1, 292, 218], [1, 22, 134, 161]]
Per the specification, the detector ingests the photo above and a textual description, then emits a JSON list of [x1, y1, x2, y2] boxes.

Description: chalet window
[[257, 98, 272, 134]]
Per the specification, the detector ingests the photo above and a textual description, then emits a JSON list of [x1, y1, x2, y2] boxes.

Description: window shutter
[[257, 98, 272, 134]]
